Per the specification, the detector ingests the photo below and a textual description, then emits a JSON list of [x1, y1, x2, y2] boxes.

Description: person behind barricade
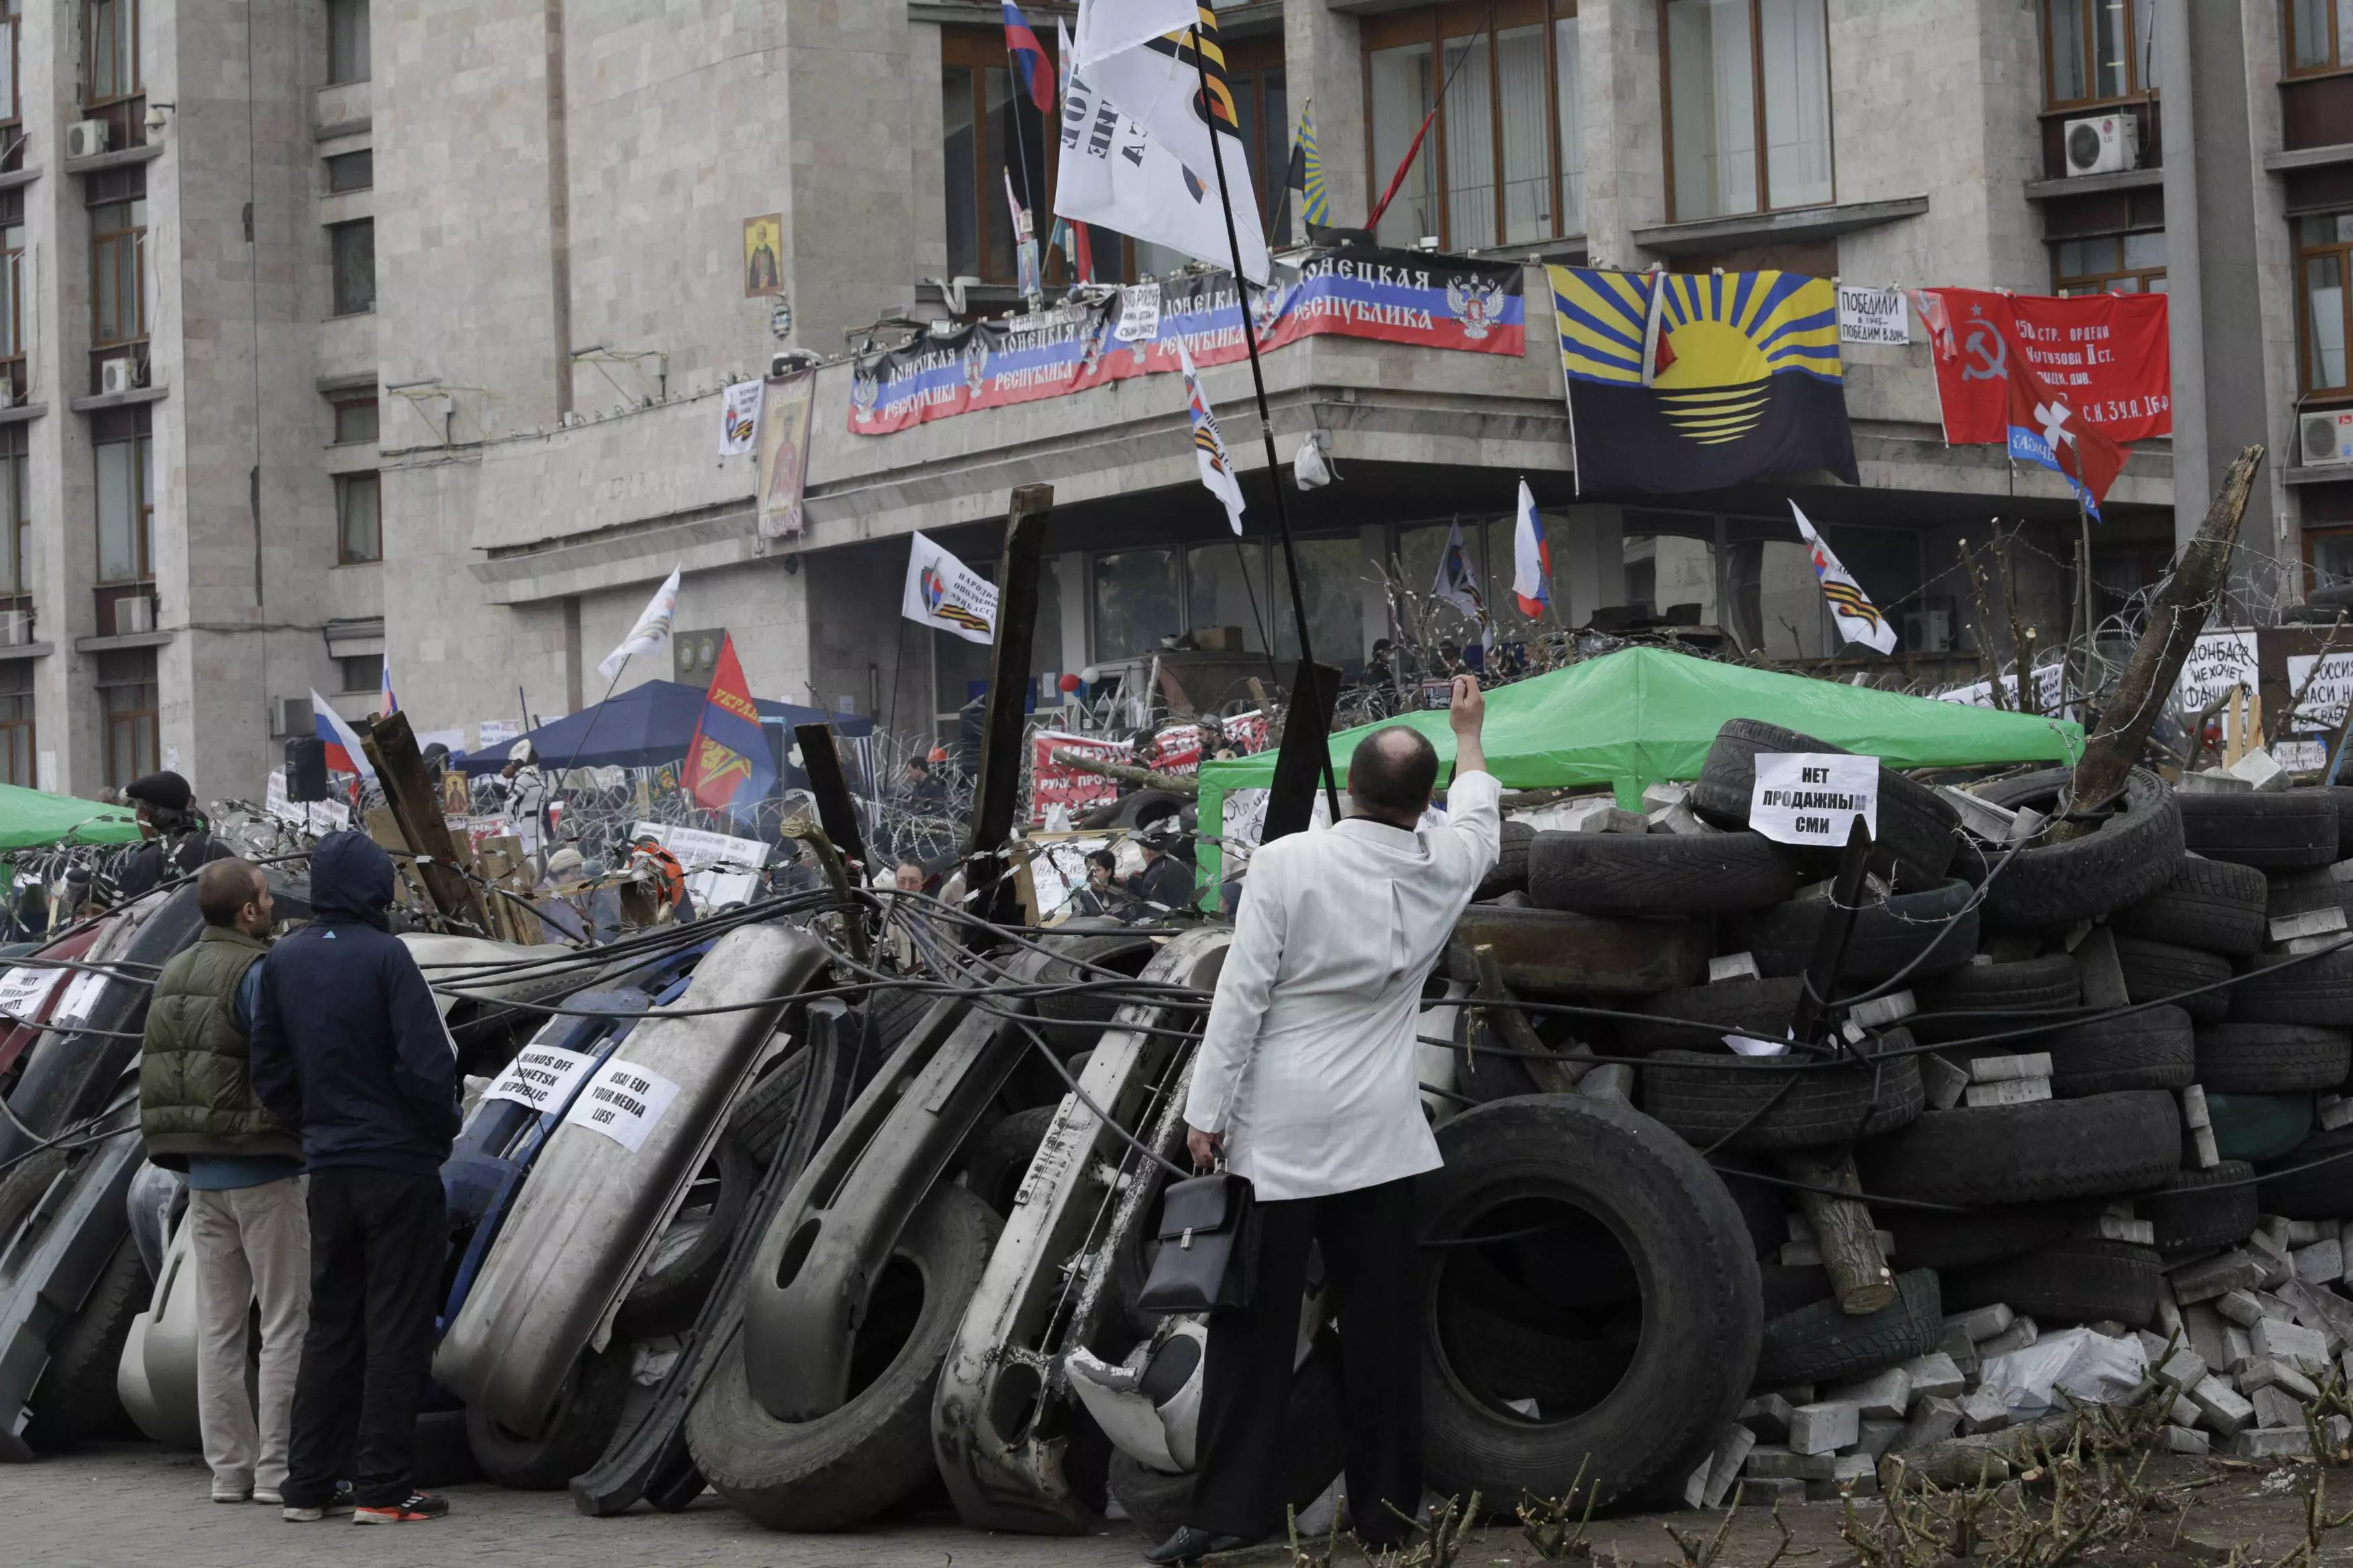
[[628, 834, 696, 924], [248, 831, 458, 1526], [1066, 848, 1126, 920], [118, 770, 235, 899], [1148, 675, 1497, 1565], [1123, 817, 1197, 915], [138, 857, 308, 1510]]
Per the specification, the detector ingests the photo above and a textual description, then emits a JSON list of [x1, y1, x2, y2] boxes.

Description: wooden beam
[[966, 484, 1053, 922], [793, 722, 870, 872], [1262, 658, 1341, 845], [361, 710, 489, 932]]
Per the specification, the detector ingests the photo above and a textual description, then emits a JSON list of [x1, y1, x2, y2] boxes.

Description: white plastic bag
[[1977, 1325, 2147, 1416]]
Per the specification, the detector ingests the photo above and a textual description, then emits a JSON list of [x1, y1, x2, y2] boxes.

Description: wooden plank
[[1262, 658, 1341, 845], [362, 710, 490, 932], [965, 484, 1053, 923], [793, 722, 870, 872]]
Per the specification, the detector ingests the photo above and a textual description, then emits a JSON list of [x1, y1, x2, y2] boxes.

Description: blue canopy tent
[[455, 680, 873, 792]]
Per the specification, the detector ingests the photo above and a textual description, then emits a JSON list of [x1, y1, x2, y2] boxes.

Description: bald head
[[1347, 726, 1439, 825]]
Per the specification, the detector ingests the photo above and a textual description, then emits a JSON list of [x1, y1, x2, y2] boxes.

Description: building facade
[[28, 1, 2353, 798]]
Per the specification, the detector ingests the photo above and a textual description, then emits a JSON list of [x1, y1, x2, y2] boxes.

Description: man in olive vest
[[139, 858, 311, 1508]]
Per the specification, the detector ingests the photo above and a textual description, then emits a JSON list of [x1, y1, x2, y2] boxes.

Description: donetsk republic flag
[[1547, 267, 1858, 495]]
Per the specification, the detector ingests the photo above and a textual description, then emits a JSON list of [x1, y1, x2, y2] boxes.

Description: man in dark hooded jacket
[[249, 831, 458, 1526]]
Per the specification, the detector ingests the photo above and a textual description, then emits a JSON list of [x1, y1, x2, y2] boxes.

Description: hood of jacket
[[309, 830, 394, 930]]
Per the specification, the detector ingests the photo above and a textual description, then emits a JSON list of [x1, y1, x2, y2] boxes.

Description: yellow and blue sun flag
[[1546, 266, 1857, 494]]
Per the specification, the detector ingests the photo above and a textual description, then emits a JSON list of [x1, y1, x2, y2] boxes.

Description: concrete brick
[[2190, 1374, 2256, 1436], [2240, 1357, 2321, 1403], [2131, 1335, 2206, 1393], [1856, 1419, 1907, 1460], [2254, 1290, 2299, 1322], [2250, 1230, 2296, 1288], [2272, 907, 2348, 942], [2226, 1324, 2256, 1374], [1826, 1368, 1910, 1422], [1897, 1395, 1963, 1452], [1963, 1077, 2050, 1107], [2163, 1425, 2212, 1456], [1921, 1051, 1968, 1110], [2075, 1215, 2156, 1246], [1737, 1476, 1808, 1506], [1806, 1454, 1878, 1502], [2171, 1251, 2266, 1305], [1738, 1393, 1794, 1442], [2286, 1220, 2324, 1247], [1579, 1064, 1634, 1101], [2170, 1393, 2204, 1429], [1691, 1423, 1757, 1510], [1898, 1352, 1966, 1401], [2219, 1289, 2267, 1327], [2297, 1240, 2346, 1286], [2180, 1084, 2212, 1129], [1745, 1445, 1836, 1481], [2321, 1094, 2353, 1132], [1946, 1303, 2013, 1342], [2183, 1303, 2233, 1371], [1968, 1052, 2052, 1082], [2252, 1316, 2331, 1376], [1957, 1388, 2011, 1436], [2274, 1279, 2353, 1354], [1710, 952, 1761, 983], [2229, 1426, 2313, 1459], [1978, 1317, 2040, 1358], [2074, 928, 2129, 1009], [1847, 991, 1916, 1030], [2189, 1124, 2223, 1168], [1788, 1402, 1860, 1456]]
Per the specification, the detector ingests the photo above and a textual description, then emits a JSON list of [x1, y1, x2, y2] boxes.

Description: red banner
[[1029, 716, 1271, 825], [1916, 288, 2170, 446]]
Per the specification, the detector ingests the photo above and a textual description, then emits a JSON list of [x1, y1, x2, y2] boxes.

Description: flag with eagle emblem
[[681, 632, 776, 822], [1789, 502, 1897, 656], [1548, 267, 1858, 494]]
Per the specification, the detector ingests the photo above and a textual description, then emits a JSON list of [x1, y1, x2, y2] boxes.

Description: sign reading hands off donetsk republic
[[847, 245, 1523, 435]]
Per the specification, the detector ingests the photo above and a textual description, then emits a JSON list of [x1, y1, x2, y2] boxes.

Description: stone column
[[1281, 0, 1364, 229]]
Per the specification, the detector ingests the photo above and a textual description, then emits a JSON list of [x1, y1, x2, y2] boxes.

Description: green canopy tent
[[0, 782, 141, 851], [1194, 647, 2083, 887]]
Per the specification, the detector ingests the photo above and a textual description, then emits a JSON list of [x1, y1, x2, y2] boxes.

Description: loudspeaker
[[285, 737, 327, 802]]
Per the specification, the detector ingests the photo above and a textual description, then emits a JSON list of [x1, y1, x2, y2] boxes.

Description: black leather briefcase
[[1135, 1170, 1259, 1313]]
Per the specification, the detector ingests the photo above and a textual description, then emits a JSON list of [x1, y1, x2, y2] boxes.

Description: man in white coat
[[1149, 675, 1497, 1565]]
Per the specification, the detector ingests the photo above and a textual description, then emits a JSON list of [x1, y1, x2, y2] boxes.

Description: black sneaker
[[281, 1482, 356, 1522], [354, 1491, 449, 1525]]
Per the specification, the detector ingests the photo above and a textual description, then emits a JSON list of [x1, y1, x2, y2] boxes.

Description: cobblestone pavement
[[1, 1444, 1150, 1568]]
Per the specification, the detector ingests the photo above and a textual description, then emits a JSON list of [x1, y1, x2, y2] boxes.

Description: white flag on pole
[[903, 532, 1000, 647], [718, 380, 762, 456], [1070, 0, 1197, 70], [1176, 338, 1246, 534], [1060, 1, 1271, 284], [1790, 502, 1899, 656], [597, 565, 682, 682]]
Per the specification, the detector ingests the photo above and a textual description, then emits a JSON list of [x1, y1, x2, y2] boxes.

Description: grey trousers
[[188, 1177, 310, 1495]]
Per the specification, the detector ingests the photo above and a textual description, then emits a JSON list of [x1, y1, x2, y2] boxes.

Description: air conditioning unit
[[2301, 408, 2353, 468], [1905, 608, 1954, 653], [0, 611, 30, 647], [272, 696, 311, 737], [2063, 113, 2141, 177], [115, 596, 152, 634], [65, 120, 108, 160], [0, 386, 18, 411], [99, 358, 132, 397]]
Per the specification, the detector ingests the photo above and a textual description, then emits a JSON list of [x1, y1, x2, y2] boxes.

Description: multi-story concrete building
[[35, 1, 2353, 799], [0, 0, 382, 800]]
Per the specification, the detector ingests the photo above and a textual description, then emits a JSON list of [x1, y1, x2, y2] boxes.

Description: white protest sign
[[1748, 753, 1879, 848], [0, 964, 66, 1022], [2179, 629, 2260, 712], [2273, 739, 2329, 773], [53, 969, 109, 1028], [264, 767, 352, 833], [1114, 281, 1162, 343], [2289, 651, 2353, 732], [630, 821, 767, 870], [483, 1042, 598, 1115], [1837, 284, 1909, 345], [563, 1057, 682, 1154], [1936, 664, 2069, 718]]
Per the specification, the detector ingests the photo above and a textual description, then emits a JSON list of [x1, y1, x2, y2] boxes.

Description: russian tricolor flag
[[1512, 479, 1552, 618], [311, 690, 377, 781], [1003, 1, 1055, 114]]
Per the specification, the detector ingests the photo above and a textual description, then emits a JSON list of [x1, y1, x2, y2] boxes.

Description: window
[[0, 425, 26, 599], [0, 662, 30, 789], [330, 219, 374, 315], [331, 397, 378, 444], [97, 648, 156, 789], [93, 409, 151, 584], [86, 0, 139, 104], [942, 31, 1050, 288], [324, 149, 372, 192], [0, 0, 20, 132], [2055, 230, 2166, 295], [1364, 1, 1585, 250], [0, 188, 23, 399], [327, 0, 370, 85], [335, 471, 381, 564], [2288, 0, 2353, 74], [91, 192, 147, 349], [338, 653, 382, 694], [2315, 528, 2353, 593], [1662, 0, 1831, 222], [2044, 0, 2156, 104], [1092, 548, 1180, 662], [2302, 214, 2353, 394]]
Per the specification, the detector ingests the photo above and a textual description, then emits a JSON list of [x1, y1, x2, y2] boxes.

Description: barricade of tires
[[1433, 723, 2353, 1499]]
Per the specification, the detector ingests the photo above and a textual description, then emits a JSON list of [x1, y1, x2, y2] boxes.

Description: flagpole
[[1190, 30, 1341, 820]]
